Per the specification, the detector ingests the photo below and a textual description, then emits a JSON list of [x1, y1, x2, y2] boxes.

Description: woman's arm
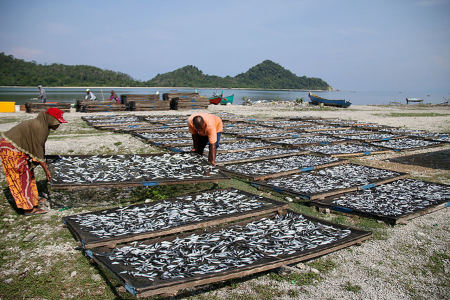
[[39, 161, 52, 181]]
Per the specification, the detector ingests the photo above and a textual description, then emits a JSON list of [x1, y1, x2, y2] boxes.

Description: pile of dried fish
[[242, 132, 311, 139], [263, 164, 401, 195], [408, 132, 446, 139], [430, 136, 450, 143], [50, 153, 218, 184], [295, 126, 330, 131], [135, 127, 185, 132], [85, 116, 142, 124], [305, 144, 386, 155], [216, 148, 303, 163], [158, 122, 187, 127], [275, 136, 345, 145], [151, 136, 239, 146], [154, 139, 192, 145], [327, 121, 359, 126], [358, 124, 394, 130], [331, 178, 450, 216], [224, 155, 339, 175], [338, 133, 402, 141], [371, 138, 441, 150], [143, 116, 185, 122], [317, 129, 360, 135], [100, 212, 351, 281], [378, 128, 425, 134], [69, 189, 271, 238], [213, 141, 272, 151], [134, 132, 191, 140], [256, 120, 310, 126], [226, 127, 282, 135]]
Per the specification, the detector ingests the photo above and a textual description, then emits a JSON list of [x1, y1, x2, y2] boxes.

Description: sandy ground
[[0, 104, 449, 300], [2, 104, 450, 133]]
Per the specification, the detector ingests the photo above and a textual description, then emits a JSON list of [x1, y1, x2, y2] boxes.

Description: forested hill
[[0, 53, 137, 87], [0, 53, 330, 90], [234, 60, 329, 89], [145, 60, 330, 90]]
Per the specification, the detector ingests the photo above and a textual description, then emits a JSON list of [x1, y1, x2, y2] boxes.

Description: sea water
[[0, 87, 448, 106]]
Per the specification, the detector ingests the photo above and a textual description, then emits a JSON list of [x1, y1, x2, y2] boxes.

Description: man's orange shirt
[[188, 113, 223, 144]]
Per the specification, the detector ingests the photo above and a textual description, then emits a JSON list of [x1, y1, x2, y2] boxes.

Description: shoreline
[[1, 104, 450, 133]]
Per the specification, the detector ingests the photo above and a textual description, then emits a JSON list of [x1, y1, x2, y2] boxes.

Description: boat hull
[[308, 92, 351, 108], [209, 94, 234, 105], [221, 94, 234, 105], [209, 96, 221, 105]]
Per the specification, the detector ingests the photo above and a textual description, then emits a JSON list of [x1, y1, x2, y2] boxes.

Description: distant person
[[85, 89, 97, 101], [187, 113, 223, 166], [37, 85, 46, 103], [107, 90, 120, 103], [0, 108, 67, 215]]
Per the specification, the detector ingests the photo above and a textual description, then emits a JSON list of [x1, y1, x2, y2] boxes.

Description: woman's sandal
[[24, 209, 47, 216], [38, 198, 47, 204]]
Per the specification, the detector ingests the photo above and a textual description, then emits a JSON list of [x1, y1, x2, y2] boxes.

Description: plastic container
[[0, 102, 16, 113]]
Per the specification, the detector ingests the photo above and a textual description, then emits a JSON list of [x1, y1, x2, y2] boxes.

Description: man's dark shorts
[[196, 132, 221, 155]]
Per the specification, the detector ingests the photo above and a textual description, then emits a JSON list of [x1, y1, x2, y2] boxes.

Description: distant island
[[0, 53, 330, 90]]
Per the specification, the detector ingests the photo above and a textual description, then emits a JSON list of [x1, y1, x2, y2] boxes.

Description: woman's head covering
[[46, 108, 67, 123], [2, 111, 62, 161]]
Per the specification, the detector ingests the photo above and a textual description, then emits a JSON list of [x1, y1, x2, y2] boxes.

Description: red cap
[[46, 108, 67, 123]]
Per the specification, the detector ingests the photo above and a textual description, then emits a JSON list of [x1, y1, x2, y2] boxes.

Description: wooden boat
[[221, 94, 234, 105], [209, 95, 222, 105], [209, 93, 234, 105], [308, 92, 351, 108]]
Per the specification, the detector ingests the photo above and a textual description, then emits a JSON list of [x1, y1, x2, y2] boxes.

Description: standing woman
[[0, 108, 67, 215]]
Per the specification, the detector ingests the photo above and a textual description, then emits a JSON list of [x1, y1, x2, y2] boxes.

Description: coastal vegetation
[[0, 53, 329, 90]]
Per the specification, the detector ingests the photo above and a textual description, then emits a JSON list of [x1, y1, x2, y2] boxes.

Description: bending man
[[187, 113, 223, 166], [37, 85, 46, 103]]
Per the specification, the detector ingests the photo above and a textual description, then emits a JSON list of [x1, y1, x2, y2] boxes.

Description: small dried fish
[[224, 155, 339, 176], [100, 212, 351, 281], [371, 138, 441, 150], [331, 178, 450, 216], [50, 153, 219, 184], [305, 144, 385, 155], [70, 189, 271, 238], [275, 136, 346, 145], [337, 133, 403, 141], [264, 164, 401, 195], [216, 148, 302, 163]]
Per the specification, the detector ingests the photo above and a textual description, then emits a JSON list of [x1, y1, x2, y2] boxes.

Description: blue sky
[[1, 0, 449, 92]]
